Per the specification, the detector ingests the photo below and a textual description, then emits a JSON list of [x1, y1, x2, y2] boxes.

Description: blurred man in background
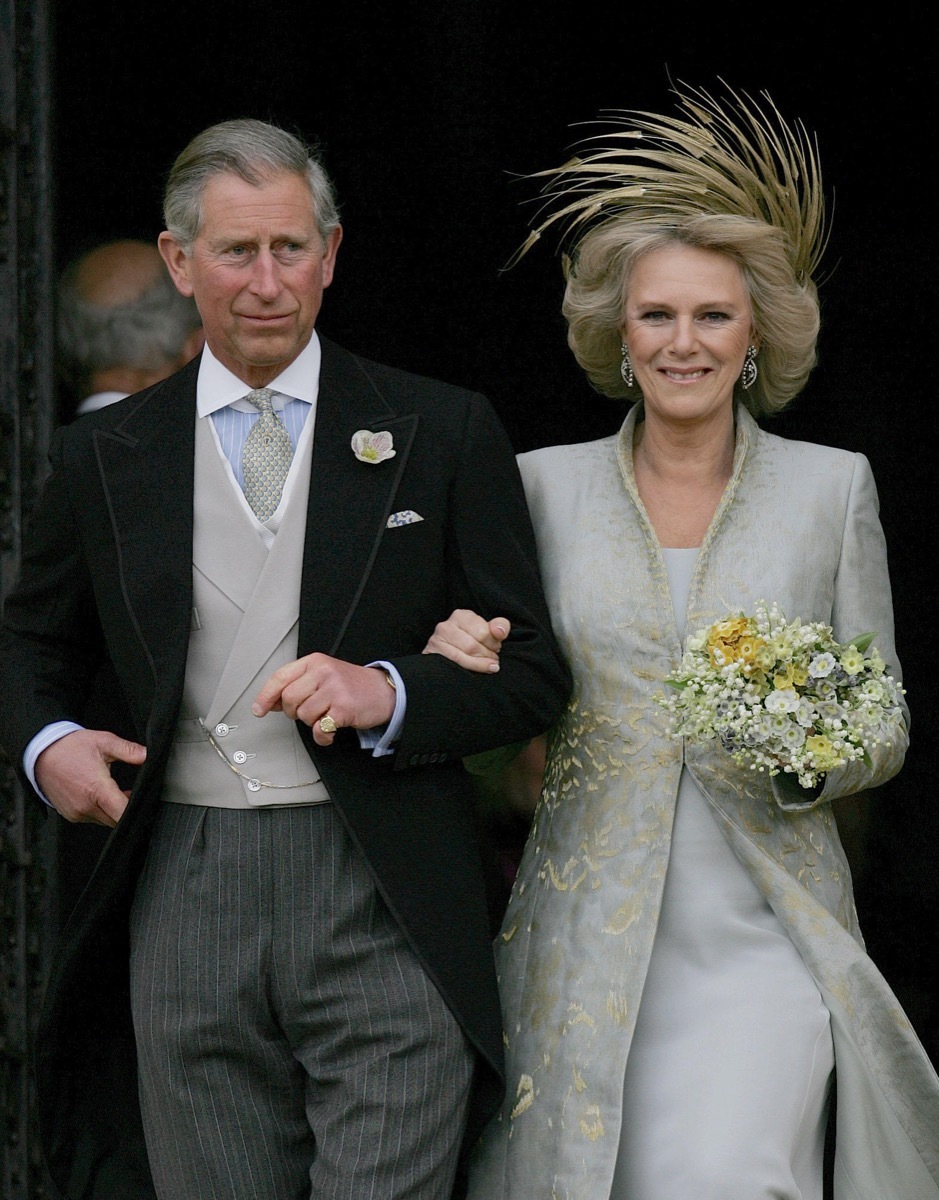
[[57, 238, 203, 417]]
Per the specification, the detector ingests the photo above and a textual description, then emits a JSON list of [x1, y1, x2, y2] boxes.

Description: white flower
[[766, 713, 792, 736], [781, 722, 807, 750], [809, 652, 837, 678], [351, 429, 396, 464], [794, 698, 815, 727], [765, 688, 799, 714]]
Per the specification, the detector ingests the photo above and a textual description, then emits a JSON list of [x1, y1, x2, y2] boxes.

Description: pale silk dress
[[466, 404, 939, 1200], [609, 547, 834, 1199]]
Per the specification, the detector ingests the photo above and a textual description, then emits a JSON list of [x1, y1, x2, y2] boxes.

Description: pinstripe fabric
[[130, 803, 474, 1200]]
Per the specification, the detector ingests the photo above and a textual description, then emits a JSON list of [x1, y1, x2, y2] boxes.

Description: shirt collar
[[196, 332, 322, 417], [76, 390, 128, 415]]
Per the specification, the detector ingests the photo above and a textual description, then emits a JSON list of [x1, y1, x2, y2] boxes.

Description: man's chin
[[217, 335, 309, 382]]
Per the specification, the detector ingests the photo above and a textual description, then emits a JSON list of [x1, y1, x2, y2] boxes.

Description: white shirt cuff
[[357, 662, 406, 756], [25, 721, 85, 805]]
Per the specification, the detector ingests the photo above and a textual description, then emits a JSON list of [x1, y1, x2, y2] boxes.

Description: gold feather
[[507, 80, 828, 282]]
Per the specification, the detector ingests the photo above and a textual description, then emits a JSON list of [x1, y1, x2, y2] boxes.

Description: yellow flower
[[735, 636, 763, 665], [711, 616, 753, 645], [707, 616, 759, 669], [772, 659, 807, 689], [805, 734, 842, 771], [840, 645, 865, 674]]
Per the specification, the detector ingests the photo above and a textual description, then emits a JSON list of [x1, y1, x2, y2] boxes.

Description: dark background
[[50, 3, 937, 1058]]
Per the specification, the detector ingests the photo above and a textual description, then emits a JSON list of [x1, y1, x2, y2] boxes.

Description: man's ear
[[175, 326, 205, 369], [158, 231, 194, 298]]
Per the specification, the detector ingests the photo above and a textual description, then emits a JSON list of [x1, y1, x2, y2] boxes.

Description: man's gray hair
[[57, 265, 201, 396], [163, 118, 341, 252]]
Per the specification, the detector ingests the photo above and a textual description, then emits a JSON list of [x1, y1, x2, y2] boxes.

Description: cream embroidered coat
[[468, 405, 939, 1200]]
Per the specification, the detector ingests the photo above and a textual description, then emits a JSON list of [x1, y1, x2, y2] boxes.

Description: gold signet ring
[[320, 714, 338, 734]]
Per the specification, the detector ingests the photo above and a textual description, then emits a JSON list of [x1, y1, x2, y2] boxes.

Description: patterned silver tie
[[241, 388, 294, 521]]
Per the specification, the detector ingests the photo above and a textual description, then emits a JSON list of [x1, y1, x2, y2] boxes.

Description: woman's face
[[622, 243, 755, 428]]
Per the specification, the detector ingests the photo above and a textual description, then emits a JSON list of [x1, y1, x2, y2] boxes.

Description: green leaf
[[848, 632, 876, 653]]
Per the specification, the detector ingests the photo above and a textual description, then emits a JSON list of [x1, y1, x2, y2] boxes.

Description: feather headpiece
[[509, 80, 828, 284]]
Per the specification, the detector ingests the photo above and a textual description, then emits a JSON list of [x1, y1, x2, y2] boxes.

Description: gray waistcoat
[[162, 410, 330, 808]]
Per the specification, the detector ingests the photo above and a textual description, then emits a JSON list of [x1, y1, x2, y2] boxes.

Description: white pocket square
[[386, 510, 424, 528]]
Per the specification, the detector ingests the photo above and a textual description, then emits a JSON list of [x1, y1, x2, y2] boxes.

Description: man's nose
[[249, 249, 282, 299]]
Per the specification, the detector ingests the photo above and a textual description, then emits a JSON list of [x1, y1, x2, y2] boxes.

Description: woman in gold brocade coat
[[425, 85, 939, 1200]]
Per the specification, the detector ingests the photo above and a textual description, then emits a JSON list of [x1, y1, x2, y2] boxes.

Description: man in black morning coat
[[0, 118, 570, 1199]]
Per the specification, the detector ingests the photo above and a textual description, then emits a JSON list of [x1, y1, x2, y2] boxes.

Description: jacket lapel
[[91, 361, 197, 708], [299, 338, 417, 656]]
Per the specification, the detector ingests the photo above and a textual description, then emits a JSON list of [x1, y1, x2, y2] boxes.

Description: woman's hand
[[422, 609, 511, 672]]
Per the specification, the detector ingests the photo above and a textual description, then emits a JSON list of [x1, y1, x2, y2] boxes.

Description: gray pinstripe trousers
[[129, 802, 475, 1199]]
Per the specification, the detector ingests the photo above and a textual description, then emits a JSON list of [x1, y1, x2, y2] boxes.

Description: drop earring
[[742, 345, 758, 390], [620, 343, 634, 388]]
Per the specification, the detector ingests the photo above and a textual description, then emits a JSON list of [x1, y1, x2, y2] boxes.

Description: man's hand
[[252, 654, 396, 746], [35, 730, 147, 827], [423, 609, 510, 672]]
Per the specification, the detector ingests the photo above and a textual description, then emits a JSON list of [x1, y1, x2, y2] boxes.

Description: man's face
[[159, 170, 341, 389]]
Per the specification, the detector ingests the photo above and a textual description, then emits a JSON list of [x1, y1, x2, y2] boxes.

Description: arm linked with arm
[[388, 393, 571, 767]]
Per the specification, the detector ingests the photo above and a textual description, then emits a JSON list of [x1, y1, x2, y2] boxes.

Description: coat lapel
[[91, 361, 197, 708], [299, 339, 417, 656]]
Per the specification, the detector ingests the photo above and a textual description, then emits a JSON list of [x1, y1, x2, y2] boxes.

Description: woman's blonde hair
[[513, 83, 828, 416]]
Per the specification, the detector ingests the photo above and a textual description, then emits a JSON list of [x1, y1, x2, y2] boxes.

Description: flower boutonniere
[[351, 429, 396, 464], [655, 599, 905, 788]]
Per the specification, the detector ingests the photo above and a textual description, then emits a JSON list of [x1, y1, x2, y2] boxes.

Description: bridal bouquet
[[656, 600, 905, 788]]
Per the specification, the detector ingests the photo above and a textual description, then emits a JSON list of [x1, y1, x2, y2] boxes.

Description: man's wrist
[[359, 661, 406, 755], [25, 721, 85, 804]]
